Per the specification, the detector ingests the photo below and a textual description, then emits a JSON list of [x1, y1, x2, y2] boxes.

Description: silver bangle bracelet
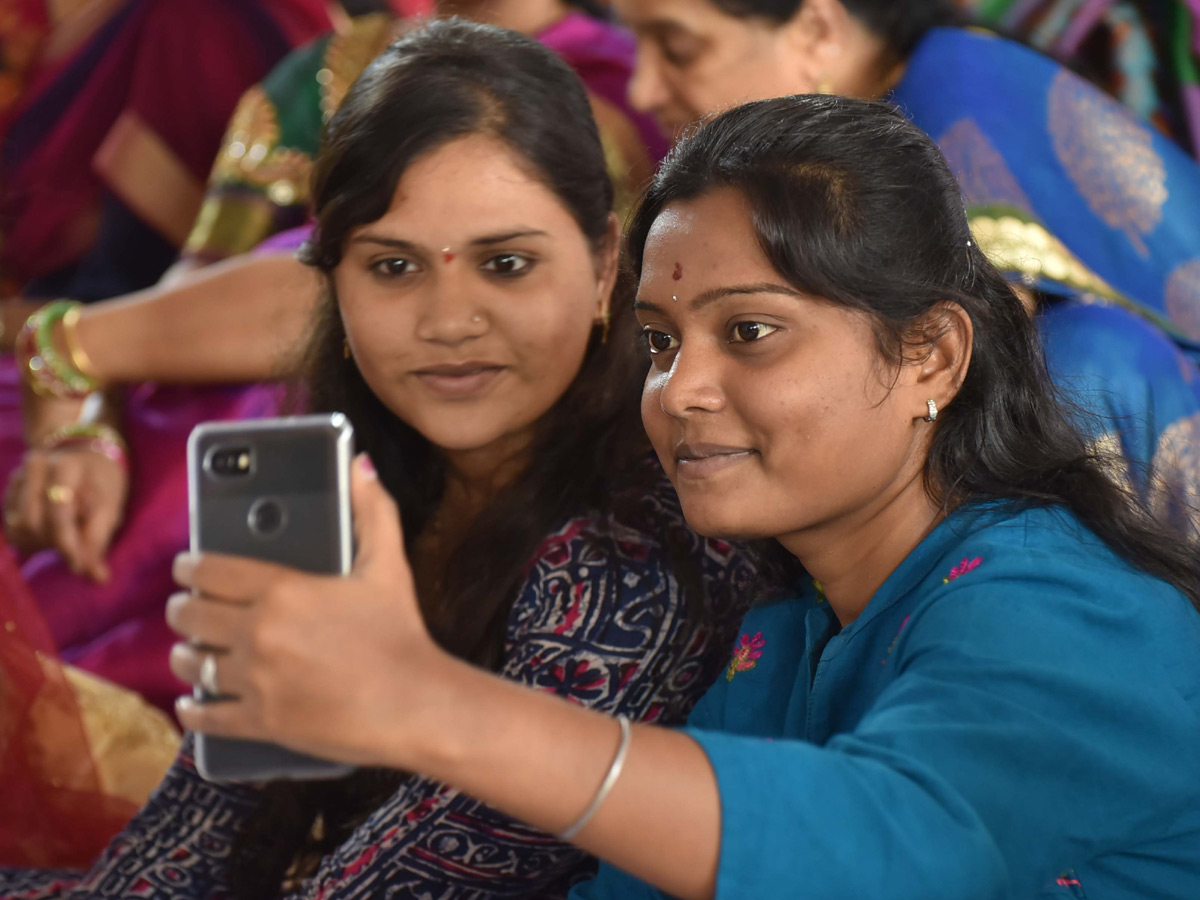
[[558, 714, 633, 842]]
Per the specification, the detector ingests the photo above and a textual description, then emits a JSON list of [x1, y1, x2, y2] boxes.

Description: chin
[[418, 423, 508, 454], [674, 495, 775, 542]]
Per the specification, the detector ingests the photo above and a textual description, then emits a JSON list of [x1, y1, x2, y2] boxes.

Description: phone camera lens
[[248, 498, 286, 538]]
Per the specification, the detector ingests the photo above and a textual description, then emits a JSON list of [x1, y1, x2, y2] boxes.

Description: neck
[[435, 0, 570, 35], [777, 463, 944, 627], [439, 428, 533, 519], [835, 21, 907, 100]]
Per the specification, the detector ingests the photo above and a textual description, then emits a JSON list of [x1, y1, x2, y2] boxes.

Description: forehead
[[362, 134, 574, 234], [641, 189, 773, 286]]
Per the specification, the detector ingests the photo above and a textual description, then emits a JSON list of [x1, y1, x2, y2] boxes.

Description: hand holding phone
[[184, 414, 355, 782], [171, 435, 442, 777]]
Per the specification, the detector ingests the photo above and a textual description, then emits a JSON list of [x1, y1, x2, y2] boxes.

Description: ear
[[904, 302, 973, 422], [781, 0, 856, 91], [594, 212, 622, 322]]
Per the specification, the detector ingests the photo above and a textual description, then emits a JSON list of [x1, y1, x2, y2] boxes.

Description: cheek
[[640, 368, 673, 465]]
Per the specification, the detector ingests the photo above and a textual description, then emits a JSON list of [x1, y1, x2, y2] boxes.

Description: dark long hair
[[230, 19, 650, 895], [628, 94, 1200, 609], [708, 0, 956, 57]]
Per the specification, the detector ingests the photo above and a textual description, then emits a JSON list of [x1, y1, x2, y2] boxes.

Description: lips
[[674, 442, 756, 479], [412, 362, 506, 399]]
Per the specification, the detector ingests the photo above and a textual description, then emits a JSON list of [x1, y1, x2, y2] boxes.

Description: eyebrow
[[350, 229, 549, 250], [634, 282, 805, 314]]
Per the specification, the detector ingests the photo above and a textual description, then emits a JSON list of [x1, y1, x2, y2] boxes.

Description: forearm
[[73, 253, 322, 383], [402, 657, 723, 900]]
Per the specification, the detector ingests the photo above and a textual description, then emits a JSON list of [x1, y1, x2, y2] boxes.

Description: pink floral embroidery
[[726, 632, 766, 682], [943, 556, 982, 584]]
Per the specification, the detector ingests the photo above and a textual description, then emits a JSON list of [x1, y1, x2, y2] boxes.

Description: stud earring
[[924, 399, 938, 422]]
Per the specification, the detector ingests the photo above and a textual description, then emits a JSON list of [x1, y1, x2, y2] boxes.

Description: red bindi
[[672, 262, 683, 280], [442, 248, 455, 263]]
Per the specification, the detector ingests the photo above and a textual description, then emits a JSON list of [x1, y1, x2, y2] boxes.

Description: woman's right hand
[[3, 443, 129, 582]]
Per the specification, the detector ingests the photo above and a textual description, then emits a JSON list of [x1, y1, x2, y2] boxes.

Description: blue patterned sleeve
[[0, 735, 265, 899], [291, 473, 757, 899]]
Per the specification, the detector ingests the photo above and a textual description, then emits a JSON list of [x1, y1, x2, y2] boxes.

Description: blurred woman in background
[[612, 0, 1200, 534]]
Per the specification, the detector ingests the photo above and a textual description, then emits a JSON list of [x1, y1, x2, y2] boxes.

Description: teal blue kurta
[[573, 503, 1200, 899]]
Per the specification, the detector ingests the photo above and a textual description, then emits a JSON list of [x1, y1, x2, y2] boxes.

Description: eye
[[659, 33, 703, 68], [482, 253, 532, 276], [643, 328, 680, 354], [729, 322, 778, 344], [370, 257, 417, 278]]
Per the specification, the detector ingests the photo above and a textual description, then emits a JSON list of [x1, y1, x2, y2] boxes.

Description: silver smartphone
[[186, 413, 355, 782]]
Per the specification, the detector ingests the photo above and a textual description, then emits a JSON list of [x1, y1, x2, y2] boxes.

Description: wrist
[[17, 301, 104, 398], [377, 649, 492, 778], [40, 421, 129, 471]]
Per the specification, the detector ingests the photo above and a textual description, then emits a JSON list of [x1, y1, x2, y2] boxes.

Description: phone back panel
[[187, 414, 355, 782]]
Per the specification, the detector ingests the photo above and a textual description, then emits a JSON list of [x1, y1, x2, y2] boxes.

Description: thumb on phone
[[351, 453, 406, 580]]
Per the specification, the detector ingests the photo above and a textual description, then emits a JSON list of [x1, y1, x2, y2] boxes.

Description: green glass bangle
[[26, 301, 99, 397]]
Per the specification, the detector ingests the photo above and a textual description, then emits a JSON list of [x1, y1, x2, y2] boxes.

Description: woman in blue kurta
[[163, 96, 1200, 900], [611, 0, 1200, 536]]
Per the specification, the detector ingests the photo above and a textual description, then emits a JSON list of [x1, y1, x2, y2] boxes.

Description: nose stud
[[472, 315, 482, 323]]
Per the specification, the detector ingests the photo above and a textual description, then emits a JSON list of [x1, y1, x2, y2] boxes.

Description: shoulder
[[1038, 299, 1200, 443], [526, 455, 755, 591], [900, 504, 1198, 660], [901, 27, 1054, 105], [540, 12, 634, 72], [1039, 299, 1184, 369], [506, 455, 758, 650]]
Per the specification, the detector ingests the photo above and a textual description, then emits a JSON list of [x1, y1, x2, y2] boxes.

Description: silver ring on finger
[[199, 652, 221, 697]]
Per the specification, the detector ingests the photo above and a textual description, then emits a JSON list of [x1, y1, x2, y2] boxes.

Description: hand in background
[[3, 443, 129, 582]]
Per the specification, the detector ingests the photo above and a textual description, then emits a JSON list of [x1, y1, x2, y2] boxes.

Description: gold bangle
[[60, 304, 98, 381]]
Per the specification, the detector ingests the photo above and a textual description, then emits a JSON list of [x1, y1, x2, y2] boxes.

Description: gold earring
[[815, 74, 835, 95], [343, 338, 351, 360], [599, 308, 611, 345]]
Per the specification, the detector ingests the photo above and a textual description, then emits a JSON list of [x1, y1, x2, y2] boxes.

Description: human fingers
[[76, 462, 127, 582], [350, 454, 408, 582], [172, 551, 299, 604], [165, 591, 251, 649], [175, 693, 261, 743], [4, 454, 49, 548], [43, 460, 86, 572]]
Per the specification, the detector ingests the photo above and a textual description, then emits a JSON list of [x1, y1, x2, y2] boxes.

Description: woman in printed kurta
[[3, 0, 666, 715], [164, 95, 1200, 900]]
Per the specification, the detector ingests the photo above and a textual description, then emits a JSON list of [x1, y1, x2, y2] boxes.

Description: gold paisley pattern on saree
[[206, 85, 313, 204], [1165, 259, 1200, 344], [1150, 412, 1200, 540], [968, 213, 1122, 299], [1047, 69, 1167, 257], [937, 118, 1033, 214]]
